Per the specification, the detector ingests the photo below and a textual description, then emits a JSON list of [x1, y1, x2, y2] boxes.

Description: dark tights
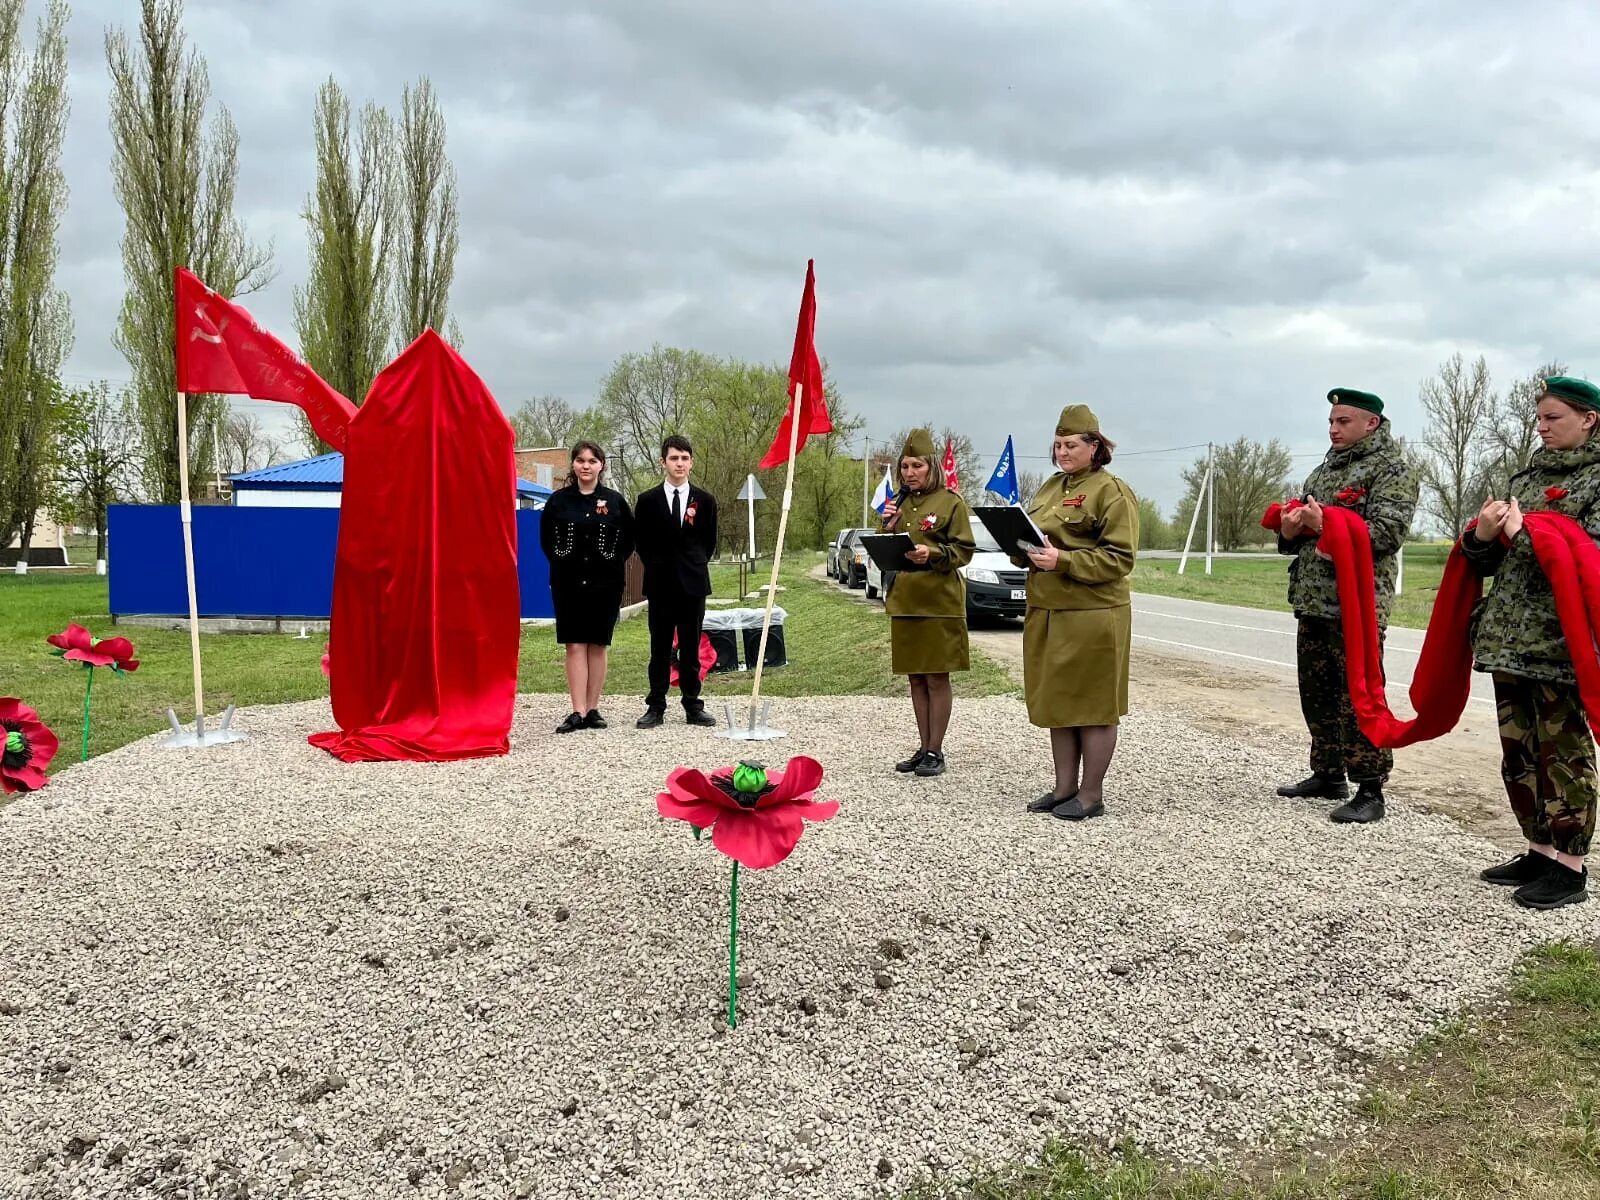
[[1050, 724, 1119, 803], [908, 673, 954, 753]]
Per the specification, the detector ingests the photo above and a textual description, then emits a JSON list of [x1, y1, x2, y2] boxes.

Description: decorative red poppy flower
[[1335, 486, 1368, 504], [1, 697, 58, 794], [1546, 487, 1569, 501], [656, 756, 838, 870], [45, 624, 139, 673]]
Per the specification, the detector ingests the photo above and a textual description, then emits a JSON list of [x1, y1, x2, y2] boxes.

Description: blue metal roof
[[231, 452, 551, 497]]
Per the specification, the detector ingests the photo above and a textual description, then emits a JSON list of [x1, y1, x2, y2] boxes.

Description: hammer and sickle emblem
[[189, 301, 229, 345]]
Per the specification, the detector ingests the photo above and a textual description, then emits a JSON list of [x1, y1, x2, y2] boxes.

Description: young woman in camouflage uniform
[[1275, 389, 1419, 824], [1461, 376, 1600, 910], [879, 429, 976, 778]]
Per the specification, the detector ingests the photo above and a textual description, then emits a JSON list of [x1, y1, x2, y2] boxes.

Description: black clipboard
[[859, 533, 929, 572], [973, 505, 1050, 554]]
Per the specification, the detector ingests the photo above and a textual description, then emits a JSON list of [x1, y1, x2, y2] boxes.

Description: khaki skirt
[[1023, 605, 1131, 727], [890, 616, 970, 675]]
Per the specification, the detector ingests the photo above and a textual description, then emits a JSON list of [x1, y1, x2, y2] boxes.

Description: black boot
[[1329, 780, 1384, 824], [1513, 862, 1589, 910], [1276, 773, 1349, 800], [895, 750, 927, 773], [1480, 852, 1551, 887]]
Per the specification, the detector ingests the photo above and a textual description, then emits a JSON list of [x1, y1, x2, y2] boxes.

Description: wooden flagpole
[[746, 384, 804, 728], [175, 389, 206, 738]]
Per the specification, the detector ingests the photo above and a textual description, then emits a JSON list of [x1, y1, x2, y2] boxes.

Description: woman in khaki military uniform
[[880, 428, 976, 778], [1014, 405, 1139, 820]]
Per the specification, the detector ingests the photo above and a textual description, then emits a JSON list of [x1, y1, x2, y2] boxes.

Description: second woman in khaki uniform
[[880, 428, 976, 778], [1013, 405, 1139, 820]]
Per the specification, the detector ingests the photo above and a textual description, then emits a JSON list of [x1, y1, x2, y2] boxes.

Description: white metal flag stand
[[718, 384, 806, 741], [161, 389, 246, 750]]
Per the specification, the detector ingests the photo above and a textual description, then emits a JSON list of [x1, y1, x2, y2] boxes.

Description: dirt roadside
[[968, 627, 1520, 848]]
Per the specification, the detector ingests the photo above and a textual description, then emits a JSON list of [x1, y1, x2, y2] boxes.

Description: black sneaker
[[1480, 853, 1551, 887], [895, 750, 927, 773], [1513, 862, 1589, 910], [1026, 791, 1072, 814], [636, 708, 665, 729], [914, 751, 946, 778], [555, 712, 585, 734], [583, 710, 607, 730], [1330, 782, 1384, 824], [1277, 773, 1349, 800]]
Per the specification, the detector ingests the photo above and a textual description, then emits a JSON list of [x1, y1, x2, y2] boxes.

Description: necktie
[[672, 487, 682, 525]]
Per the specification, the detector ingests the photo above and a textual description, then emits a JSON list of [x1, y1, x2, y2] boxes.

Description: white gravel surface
[[3, 692, 1596, 1199]]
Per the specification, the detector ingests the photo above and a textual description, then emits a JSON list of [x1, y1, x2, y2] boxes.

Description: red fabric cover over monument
[[309, 331, 519, 762]]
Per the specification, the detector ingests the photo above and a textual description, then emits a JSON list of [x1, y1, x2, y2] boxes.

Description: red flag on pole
[[758, 259, 830, 469], [942, 436, 959, 490], [174, 267, 359, 452]]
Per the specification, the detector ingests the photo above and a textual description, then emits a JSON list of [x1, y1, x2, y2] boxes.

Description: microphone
[[882, 485, 907, 528]]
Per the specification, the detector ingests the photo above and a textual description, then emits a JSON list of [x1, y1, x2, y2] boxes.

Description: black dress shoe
[[636, 709, 665, 729], [1330, 782, 1384, 824], [583, 709, 607, 730], [685, 708, 718, 728], [1027, 791, 1074, 814], [1052, 795, 1105, 821], [555, 712, 585, 734], [1480, 852, 1552, 887], [895, 750, 927, 773], [1513, 862, 1589, 910], [914, 750, 946, 777], [1277, 773, 1349, 800]]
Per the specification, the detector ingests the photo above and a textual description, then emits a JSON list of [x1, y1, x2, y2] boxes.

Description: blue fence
[[108, 505, 553, 620]]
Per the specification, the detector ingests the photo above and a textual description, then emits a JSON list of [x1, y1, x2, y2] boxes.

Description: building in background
[[231, 452, 553, 509]]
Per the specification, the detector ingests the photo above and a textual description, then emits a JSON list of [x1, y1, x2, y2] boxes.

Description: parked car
[[838, 528, 873, 588], [866, 523, 1027, 620], [825, 528, 855, 579]]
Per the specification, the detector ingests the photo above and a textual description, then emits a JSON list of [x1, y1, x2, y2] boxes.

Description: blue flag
[[985, 435, 1020, 504], [871, 464, 895, 514]]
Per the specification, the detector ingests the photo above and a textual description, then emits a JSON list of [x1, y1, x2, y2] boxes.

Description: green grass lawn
[[908, 941, 1600, 1199], [1133, 544, 1453, 631], [0, 553, 1013, 768]]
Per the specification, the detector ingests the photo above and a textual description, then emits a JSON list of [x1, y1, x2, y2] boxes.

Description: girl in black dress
[[539, 442, 635, 732]]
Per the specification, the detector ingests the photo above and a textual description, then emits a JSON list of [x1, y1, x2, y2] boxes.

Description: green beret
[[1054, 405, 1100, 437], [1327, 388, 1384, 416], [900, 428, 937, 460], [1542, 376, 1600, 412]]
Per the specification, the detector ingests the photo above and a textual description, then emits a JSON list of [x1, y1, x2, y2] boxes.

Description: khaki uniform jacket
[[881, 486, 976, 617], [1010, 469, 1140, 609]]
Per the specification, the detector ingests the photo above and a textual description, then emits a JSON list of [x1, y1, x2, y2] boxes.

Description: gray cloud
[[55, 0, 1600, 510]]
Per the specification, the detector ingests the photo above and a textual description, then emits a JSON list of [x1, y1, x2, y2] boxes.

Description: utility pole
[[1204, 441, 1214, 575], [861, 437, 871, 526]]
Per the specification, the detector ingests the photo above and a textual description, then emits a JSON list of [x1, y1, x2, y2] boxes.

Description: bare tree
[[509, 394, 578, 447], [1480, 360, 1564, 499], [55, 382, 140, 563], [292, 78, 394, 453], [219, 411, 281, 473], [391, 77, 458, 351], [1172, 438, 1293, 550], [0, 0, 72, 555], [596, 345, 715, 494], [1015, 469, 1048, 503], [107, 0, 273, 504], [1418, 353, 1496, 537]]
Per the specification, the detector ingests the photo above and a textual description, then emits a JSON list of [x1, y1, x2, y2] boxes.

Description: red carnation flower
[[685, 502, 698, 526], [1, 697, 58, 794], [45, 624, 139, 673], [1546, 487, 1569, 501], [656, 756, 838, 869], [1335, 486, 1367, 504], [920, 513, 938, 530]]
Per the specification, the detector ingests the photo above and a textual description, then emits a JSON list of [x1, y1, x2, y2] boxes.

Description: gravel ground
[[3, 692, 1597, 1199]]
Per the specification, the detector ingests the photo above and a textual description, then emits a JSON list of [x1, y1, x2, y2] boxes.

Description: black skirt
[[553, 580, 624, 645]]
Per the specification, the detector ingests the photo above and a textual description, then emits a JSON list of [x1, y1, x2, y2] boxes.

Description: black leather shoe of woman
[[1052, 795, 1104, 821], [895, 749, 927, 773], [556, 711, 585, 734], [1027, 791, 1074, 813], [583, 710, 607, 729]]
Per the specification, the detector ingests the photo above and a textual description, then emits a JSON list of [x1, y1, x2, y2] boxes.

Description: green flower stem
[[728, 860, 740, 1029], [81, 665, 94, 762]]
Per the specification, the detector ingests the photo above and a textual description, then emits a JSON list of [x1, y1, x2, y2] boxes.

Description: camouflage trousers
[[1296, 616, 1392, 782], [1493, 673, 1598, 856]]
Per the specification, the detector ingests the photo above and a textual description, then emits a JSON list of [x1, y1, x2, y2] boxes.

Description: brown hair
[[563, 440, 607, 489], [1053, 432, 1116, 471]]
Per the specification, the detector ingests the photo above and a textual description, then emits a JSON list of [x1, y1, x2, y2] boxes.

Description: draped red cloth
[[668, 631, 718, 688], [309, 331, 520, 762], [1262, 503, 1600, 747]]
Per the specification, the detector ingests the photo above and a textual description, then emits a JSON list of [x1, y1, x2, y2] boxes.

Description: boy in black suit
[[634, 435, 720, 727]]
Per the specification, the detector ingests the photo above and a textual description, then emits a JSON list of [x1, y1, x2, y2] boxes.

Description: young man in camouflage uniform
[[1275, 388, 1419, 823]]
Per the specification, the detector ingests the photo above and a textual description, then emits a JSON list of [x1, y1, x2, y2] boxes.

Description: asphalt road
[[1127, 592, 1498, 713]]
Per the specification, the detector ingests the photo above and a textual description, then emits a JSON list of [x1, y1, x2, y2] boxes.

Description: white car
[[866, 524, 1027, 619]]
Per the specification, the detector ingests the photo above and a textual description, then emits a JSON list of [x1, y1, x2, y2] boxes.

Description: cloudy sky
[[54, 0, 1600, 510]]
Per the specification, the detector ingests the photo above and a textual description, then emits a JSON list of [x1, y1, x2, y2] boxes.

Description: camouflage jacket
[[1278, 422, 1418, 624], [1462, 439, 1600, 684]]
